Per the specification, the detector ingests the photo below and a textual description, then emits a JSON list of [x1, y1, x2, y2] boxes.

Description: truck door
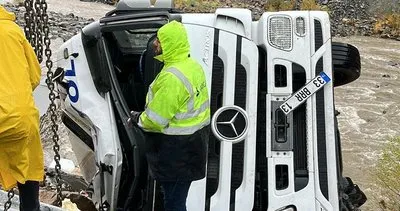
[[99, 11, 181, 210]]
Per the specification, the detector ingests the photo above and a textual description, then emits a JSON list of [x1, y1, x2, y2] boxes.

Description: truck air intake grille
[[292, 63, 309, 192], [316, 58, 329, 199], [314, 20, 323, 51], [231, 36, 247, 207], [207, 29, 223, 200]]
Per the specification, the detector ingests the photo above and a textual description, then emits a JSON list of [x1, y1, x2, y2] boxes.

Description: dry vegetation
[[300, 0, 325, 10], [375, 137, 400, 211], [175, 0, 326, 14], [175, 0, 224, 12], [368, 0, 400, 38], [264, 0, 325, 11], [110, 0, 327, 13], [264, 0, 296, 11], [374, 13, 400, 38]]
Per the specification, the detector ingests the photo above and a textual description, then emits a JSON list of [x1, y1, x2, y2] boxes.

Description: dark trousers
[[160, 181, 191, 211], [17, 181, 40, 211]]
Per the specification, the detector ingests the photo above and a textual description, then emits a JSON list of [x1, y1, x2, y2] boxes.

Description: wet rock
[[45, 168, 88, 192], [382, 74, 391, 78], [39, 190, 96, 210], [388, 61, 400, 67], [327, 0, 375, 37], [58, 21, 68, 28], [39, 190, 59, 206], [342, 18, 351, 24], [65, 192, 97, 211]]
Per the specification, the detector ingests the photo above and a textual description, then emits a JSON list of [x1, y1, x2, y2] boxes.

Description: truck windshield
[[113, 28, 158, 54]]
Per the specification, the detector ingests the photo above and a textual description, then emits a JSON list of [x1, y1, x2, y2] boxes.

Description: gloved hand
[[130, 111, 142, 124]]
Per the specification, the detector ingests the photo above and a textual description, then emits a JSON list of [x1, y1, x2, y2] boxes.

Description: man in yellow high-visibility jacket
[[131, 20, 210, 211], [0, 5, 44, 211]]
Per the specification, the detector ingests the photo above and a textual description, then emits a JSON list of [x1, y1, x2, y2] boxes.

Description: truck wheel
[[332, 42, 361, 87]]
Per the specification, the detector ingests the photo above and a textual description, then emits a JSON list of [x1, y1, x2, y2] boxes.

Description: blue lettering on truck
[[65, 59, 79, 103]]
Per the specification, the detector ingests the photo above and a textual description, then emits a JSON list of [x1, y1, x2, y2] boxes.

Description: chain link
[[28, 0, 37, 53], [22, 0, 63, 207], [2, 1, 62, 210], [35, 0, 44, 63], [3, 188, 15, 211], [23, 0, 32, 41], [41, 0, 64, 206]]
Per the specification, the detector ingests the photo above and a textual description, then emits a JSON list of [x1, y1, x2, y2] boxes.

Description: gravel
[[3, 4, 94, 41], [5, 0, 399, 40]]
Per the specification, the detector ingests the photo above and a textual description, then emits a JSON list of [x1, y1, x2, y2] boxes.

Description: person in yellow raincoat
[[0, 5, 44, 211]]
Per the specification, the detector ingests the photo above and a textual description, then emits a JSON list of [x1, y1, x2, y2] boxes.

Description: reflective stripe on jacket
[[138, 21, 210, 135]]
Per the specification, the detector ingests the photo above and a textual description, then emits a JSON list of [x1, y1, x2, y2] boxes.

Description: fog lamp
[[295, 17, 306, 36]]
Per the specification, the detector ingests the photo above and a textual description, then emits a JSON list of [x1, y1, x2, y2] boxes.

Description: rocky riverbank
[[179, 0, 399, 40], [3, 4, 94, 41], [327, 0, 400, 40], [4, 0, 400, 41]]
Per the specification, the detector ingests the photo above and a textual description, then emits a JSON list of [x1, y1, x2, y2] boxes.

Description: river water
[[7, 0, 399, 209], [333, 36, 400, 210]]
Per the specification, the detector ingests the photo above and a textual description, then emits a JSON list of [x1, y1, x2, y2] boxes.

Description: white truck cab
[[55, 0, 366, 210]]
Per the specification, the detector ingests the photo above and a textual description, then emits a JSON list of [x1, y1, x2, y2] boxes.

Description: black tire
[[332, 42, 361, 87]]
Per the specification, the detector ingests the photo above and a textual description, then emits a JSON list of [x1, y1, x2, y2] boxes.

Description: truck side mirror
[[53, 67, 69, 91], [53, 67, 65, 83]]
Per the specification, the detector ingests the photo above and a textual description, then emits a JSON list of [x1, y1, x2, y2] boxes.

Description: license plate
[[280, 72, 331, 115]]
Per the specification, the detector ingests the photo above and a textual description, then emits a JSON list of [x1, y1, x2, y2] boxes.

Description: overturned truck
[[55, 0, 367, 210]]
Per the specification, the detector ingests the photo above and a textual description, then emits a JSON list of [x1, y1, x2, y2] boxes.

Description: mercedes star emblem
[[211, 105, 249, 143]]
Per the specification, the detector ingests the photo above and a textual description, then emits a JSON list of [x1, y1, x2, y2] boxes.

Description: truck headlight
[[295, 17, 306, 37], [268, 16, 292, 51]]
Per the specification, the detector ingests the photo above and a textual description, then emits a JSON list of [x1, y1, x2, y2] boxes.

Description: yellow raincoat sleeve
[[0, 5, 44, 190], [23, 38, 41, 90]]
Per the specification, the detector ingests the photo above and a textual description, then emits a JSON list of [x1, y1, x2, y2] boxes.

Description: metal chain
[[23, 0, 32, 41], [23, 0, 63, 206], [3, 188, 15, 211], [41, 0, 64, 206], [3, 0, 62, 210], [34, 0, 44, 63], [28, 0, 37, 53]]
